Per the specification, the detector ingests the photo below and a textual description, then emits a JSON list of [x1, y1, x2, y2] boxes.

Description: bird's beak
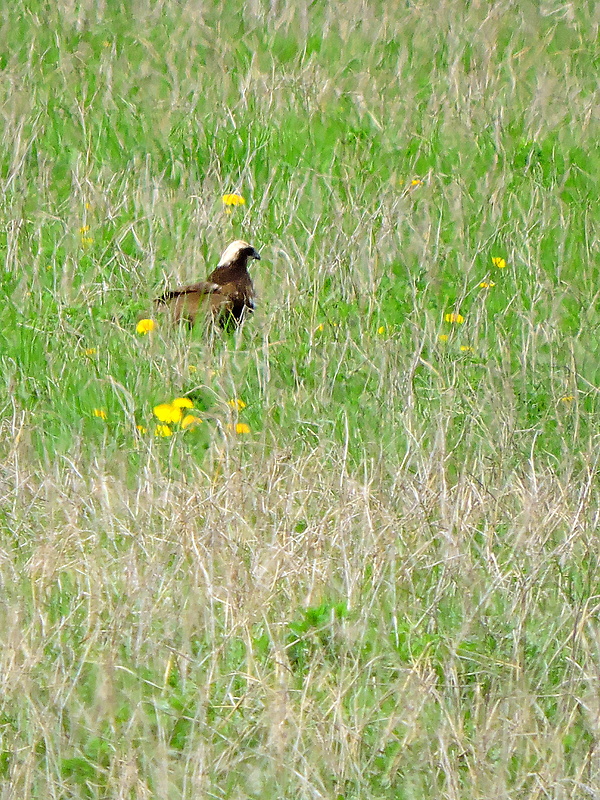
[[252, 249, 261, 261]]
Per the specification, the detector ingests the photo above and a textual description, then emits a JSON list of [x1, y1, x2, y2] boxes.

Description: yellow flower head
[[188, 365, 198, 373], [315, 324, 325, 333], [438, 334, 449, 342], [410, 178, 422, 186], [81, 237, 94, 247], [227, 398, 247, 410], [444, 313, 465, 324], [377, 326, 386, 335], [93, 408, 107, 419], [172, 397, 194, 409], [234, 423, 251, 434], [479, 281, 495, 289], [136, 318, 155, 335], [222, 193, 246, 207], [181, 414, 203, 430], [136, 424, 148, 434], [154, 424, 173, 437], [492, 257, 506, 269], [460, 345, 474, 352], [559, 395, 575, 403], [153, 403, 183, 424], [84, 347, 97, 357]]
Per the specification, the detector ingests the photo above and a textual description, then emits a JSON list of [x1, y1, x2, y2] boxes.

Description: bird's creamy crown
[[218, 240, 254, 267]]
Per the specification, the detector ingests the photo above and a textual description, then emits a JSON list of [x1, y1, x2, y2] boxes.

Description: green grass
[[1, 0, 599, 797]]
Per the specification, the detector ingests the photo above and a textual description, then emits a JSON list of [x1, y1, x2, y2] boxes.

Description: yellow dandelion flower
[[172, 397, 194, 409], [377, 326, 386, 335], [188, 365, 198, 373], [444, 313, 465, 324], [154, 424, 173, 437], [410, 178, 422, 186], [85, 202, 91, 210], [136, 318, 155, 335], [234, 423, 251, 434], [222, 193, 246, 207], [93, 408, 107, 419], [81, 237, 94, 247], [181, 414, 203, 429], [479, 281, 496, 288], [227, 398, 247, 410], [79, 225, 90, 234], [136, 424, 148, 434], [559, 395, 575, 403], [460, 345, 474, 352], [153, 403, 183, 424], [315, 324, 325, 333], [438, 334, 449, 342], [84, 347, 97, 356], [492, 257, 506, 269]]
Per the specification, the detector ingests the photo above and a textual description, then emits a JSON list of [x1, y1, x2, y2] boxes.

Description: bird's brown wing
[[157, 277, 255, 327], [156, 281, 221, 325], [159, 281, 220, 301]]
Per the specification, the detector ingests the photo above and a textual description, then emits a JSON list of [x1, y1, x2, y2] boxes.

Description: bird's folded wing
[[158, 281, 221, 302]]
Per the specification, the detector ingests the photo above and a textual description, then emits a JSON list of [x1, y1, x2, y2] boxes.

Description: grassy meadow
[[1, 0, 600, 796]]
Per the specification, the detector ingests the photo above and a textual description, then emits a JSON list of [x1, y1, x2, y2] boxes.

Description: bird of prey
[[156, 240, 261, 328]]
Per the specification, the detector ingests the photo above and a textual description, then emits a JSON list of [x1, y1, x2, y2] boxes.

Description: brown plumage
[[156, 240, 261, 328]]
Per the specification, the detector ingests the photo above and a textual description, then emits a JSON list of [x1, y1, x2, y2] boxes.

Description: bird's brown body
[[156, 240, 261, 328]]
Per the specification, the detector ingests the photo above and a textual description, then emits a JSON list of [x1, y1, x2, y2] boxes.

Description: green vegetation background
[[0, 0, 599, 797]]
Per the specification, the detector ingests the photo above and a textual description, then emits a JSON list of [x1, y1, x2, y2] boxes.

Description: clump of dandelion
[[153, 403, 183, 424], [444, 313, 465, 324], [222, 194, 246, 214], [172, 397, 193, 409], [154, 425, 172, 437], [227, 422, 251, 434], [78, 225, 93, 247], [93, 408, 107, 419], [228, 398, 247, 410], [492, 257, 506, 269], [153, 397, 201, 432], [136, 319, 155, 335], [181, 414, 202, 430], [479, 281, 495, 288]]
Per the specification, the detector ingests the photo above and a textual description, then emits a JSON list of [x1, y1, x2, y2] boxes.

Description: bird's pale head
[[218, 240, 261, 268]]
